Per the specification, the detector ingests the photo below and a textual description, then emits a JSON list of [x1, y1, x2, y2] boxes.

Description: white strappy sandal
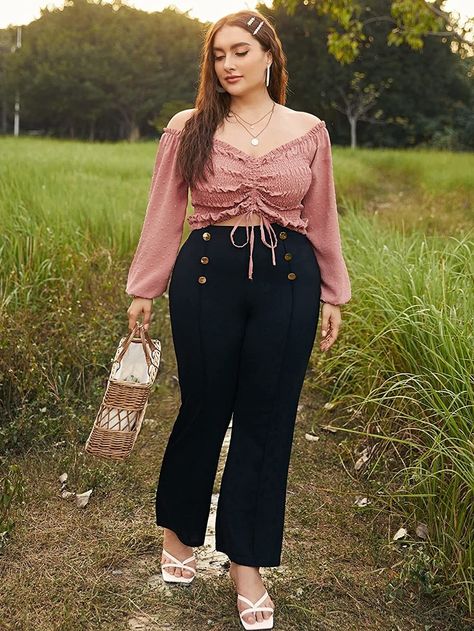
[[160, 547, 196, 584], [237, 589, 274, 630]]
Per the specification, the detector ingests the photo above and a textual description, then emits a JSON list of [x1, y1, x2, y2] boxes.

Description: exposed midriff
[[211, 213, 263, 227]]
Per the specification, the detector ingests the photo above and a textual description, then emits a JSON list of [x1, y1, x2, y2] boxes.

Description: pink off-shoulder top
[[125, 120, 351, 305]]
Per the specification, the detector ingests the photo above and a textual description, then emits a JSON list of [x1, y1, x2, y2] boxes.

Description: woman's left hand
[[319, 302, 342, 352]]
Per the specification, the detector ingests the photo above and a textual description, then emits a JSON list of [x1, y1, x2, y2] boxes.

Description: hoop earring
[[266, 64, 271, 87]]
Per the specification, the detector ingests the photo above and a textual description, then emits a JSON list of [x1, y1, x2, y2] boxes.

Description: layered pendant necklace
[[229, 101, 276, 146]]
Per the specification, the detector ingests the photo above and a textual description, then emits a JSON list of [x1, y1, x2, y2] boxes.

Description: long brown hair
[[176, 9, 288, 188]]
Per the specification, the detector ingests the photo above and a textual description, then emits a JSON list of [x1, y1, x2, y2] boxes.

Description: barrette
[[247, 17, 255, 26], [252, 20, 264, 35]]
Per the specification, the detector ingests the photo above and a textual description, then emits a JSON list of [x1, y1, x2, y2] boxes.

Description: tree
[[6, 0, 202, 140], [273, 0, 474, 63], [0, 29, 14, 134], [331, 72, 394, 147], [263, 0, 473, 149]]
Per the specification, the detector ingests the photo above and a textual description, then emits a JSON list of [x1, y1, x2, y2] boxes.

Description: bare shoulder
[[278, 105, 323, 133], [166, 108, 197, 131], [297, 111, 323, 128]]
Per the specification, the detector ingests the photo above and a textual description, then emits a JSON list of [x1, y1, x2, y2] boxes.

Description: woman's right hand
[[127, 297, 153, 332]]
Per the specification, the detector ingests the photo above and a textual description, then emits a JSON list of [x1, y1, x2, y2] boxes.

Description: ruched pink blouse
[[126, 119, 351, 305]]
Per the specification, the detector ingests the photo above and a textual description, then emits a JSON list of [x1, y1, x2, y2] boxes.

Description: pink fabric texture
[[126, 120, 351, 304]]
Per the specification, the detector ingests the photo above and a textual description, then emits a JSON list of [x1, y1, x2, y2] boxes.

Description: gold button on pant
[[202, 232, 211, 241], [201, 256, 209, 264], [284, 252, 292, 261], [279, 231, 287, 240], [156, 220, 322, 569]]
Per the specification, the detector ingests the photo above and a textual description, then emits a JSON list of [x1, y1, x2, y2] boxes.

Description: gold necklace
[[231, 102, 276, 146], [229, 103, 274, 129]]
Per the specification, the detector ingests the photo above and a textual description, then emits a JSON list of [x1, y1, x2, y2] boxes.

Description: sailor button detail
[[200, 256, 209, 264], [279, 231, 287, 240], [198, 275, 207, 284], [202, 232, 211, 241], [284, 252, 292, 261], [288, 272, 297, 280]]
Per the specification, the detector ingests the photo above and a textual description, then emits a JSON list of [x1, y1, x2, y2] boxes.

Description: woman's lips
[[225, 76, 242, 83]]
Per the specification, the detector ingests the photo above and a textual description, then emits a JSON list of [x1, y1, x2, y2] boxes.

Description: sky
[[0, 0, 472, 28]]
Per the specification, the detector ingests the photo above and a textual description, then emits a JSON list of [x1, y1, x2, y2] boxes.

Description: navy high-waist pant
[[155, 222, 321, 567]]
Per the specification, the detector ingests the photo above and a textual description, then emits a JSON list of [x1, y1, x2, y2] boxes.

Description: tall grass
[[0, 136, 172, 308], [316, 207, 473, 611], [0, 137, 192, 455]]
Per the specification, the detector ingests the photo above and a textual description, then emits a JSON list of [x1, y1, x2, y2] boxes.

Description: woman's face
[[212, 24, 271, 93]]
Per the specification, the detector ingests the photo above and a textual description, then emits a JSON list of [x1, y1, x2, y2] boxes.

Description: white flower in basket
[[85, 323, 161, 460]]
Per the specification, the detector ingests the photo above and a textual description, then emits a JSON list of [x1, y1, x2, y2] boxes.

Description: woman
[[126, 9, 351, 630]]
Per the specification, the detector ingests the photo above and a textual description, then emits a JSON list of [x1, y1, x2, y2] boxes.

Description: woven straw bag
[[85, 322, 161, 460]]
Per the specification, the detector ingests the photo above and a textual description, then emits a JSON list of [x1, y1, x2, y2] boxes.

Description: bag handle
[[116, 323, 158, 369]]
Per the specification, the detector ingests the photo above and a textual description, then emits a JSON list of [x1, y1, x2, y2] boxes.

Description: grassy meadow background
[[0, 134, 473, 626]]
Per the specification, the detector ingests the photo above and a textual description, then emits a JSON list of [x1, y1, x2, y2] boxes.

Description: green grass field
[[1, 136, 473, 626]]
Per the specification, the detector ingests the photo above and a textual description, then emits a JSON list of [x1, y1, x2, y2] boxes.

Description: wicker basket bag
[[85, 322, 161, 461]]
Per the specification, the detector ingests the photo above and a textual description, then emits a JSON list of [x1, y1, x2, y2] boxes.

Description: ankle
[[230, 561, 260, 572], [163, 528, 191, 549], [230, 561, 262, 585]]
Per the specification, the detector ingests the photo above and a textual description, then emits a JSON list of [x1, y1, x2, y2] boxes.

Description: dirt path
[[0, 370, 470, 630]]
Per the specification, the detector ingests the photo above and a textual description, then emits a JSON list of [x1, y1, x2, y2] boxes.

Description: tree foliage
[[1, 0, 201, 140], [263, 0, 473, 148], [274, 0, 474, 62]]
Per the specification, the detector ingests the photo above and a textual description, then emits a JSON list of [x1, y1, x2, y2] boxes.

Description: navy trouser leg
[[155, 227, 247, 546], [214, 227, 321, 566], [156, 224, 321, 564]]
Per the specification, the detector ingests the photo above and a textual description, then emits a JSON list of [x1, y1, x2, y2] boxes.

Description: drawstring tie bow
[[229, 211, 278, 279]]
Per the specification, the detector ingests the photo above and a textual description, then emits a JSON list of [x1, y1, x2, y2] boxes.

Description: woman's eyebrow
[[212, 42, 252, 52]]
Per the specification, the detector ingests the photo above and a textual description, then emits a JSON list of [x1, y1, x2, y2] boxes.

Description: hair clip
[[252, 20, 264, 35], [247, 17, 255, 26]]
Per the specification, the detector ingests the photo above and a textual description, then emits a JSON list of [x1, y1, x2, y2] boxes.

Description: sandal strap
[[239, 606, 274, 617], [162, 548, 196, 570], [238, 590, 270, 609], [162, 562, 197, 574]]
